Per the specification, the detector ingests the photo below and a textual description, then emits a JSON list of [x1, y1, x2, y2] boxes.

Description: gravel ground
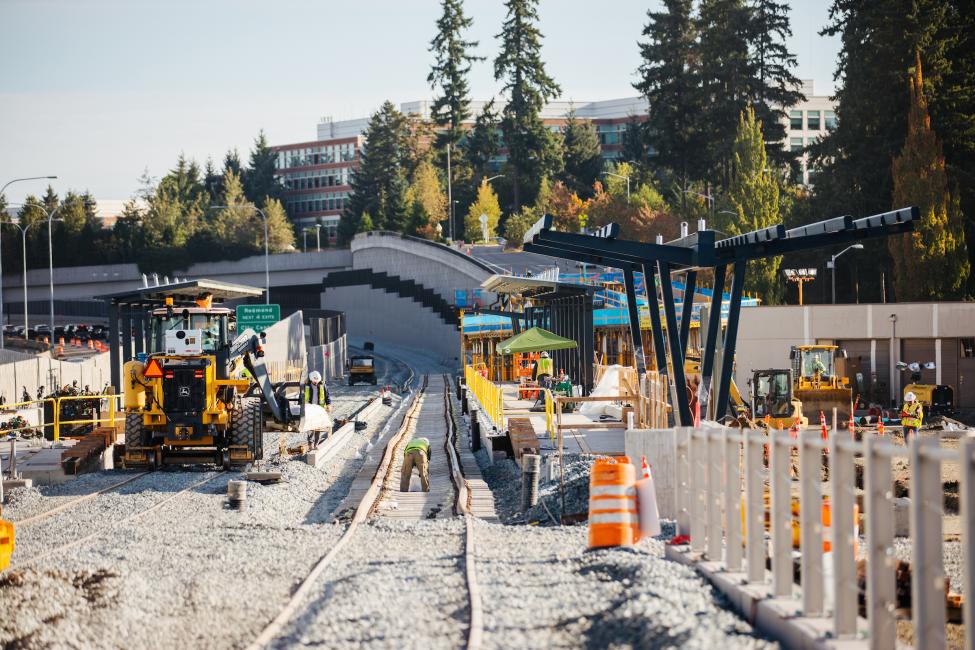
[[3, 469, 159, 523], [1, 386, 403, 650], [273, 518, 469, 650]]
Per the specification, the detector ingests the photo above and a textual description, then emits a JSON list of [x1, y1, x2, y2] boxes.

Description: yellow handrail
[[0, 398, 57, 439], [464, 365, 505, 431], [54, 393, 122, 441]]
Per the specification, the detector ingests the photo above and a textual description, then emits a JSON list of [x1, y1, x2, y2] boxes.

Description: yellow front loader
[[791, 345, 852, 428]]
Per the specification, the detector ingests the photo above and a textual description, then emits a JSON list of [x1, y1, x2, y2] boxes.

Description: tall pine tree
[[750, 0, 804, 168], [724, 107, 783, 303], [244, 131, 283, 206], [339, 101, 412, 244], [890, 53, 969, 299], [634, 0, 704, 197], [494, 0, 561, 209], [428, 0, 482, 145], [561, 110, 603, 197]]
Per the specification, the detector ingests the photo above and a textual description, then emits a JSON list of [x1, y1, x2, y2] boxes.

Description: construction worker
[[900, 391, 923, 440], [537, 351, 554, 388], [302, 370, 332, 449], [400, 437, 431, 492]]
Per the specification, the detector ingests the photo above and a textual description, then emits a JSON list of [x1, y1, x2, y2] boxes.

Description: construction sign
[[236, 304, 280, 333]]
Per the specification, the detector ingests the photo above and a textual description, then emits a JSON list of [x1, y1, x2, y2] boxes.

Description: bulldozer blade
[[795, 388, 852, 429]]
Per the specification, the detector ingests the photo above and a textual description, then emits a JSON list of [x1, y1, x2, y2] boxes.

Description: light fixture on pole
[[0, 216, 37, 334], [485, 174, 505, 183], [0, 175, 57, 348], [601, 171, 631, 199], [313, 223, 322, 251], [208, 204, 270, 302], [827, 243, 864, 304], [782, 267, 817, 305]]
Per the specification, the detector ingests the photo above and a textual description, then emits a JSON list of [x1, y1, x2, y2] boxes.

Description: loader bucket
[[795, 387, 852, 430], [0, 519, 14, 571]]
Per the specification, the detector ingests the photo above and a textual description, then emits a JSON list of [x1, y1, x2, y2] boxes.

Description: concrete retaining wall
[[323, 285, 459, 363], [0, 352, 113, 404], [624, 428, 677, 519]]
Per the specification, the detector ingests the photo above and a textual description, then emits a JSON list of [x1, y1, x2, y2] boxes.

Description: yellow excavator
[[751, 368, 808, 429], [791, 345, 852, 428]]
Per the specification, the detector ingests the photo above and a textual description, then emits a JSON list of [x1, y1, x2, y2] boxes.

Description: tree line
[[0, 133, 296, 276], [340, 0, 973, 303]]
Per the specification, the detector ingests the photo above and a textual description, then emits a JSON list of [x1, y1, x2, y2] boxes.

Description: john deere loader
[[791, 345, 852, 429], [121, 290, 300, 470]]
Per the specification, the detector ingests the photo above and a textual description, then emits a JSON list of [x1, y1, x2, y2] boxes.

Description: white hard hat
[[905, 391, 917, 401], [540, 351, 549, 358], [309, 371, 322, 383]]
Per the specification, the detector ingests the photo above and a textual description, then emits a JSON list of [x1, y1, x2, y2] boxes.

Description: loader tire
[[124, 413, 145, 449], [230, 396, 264, 463]]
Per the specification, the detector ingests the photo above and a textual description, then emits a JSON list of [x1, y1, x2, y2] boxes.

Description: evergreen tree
[[725, 108, 783, 304], [634, 0, 704, 195], [465, 100, 501, 178], [890, 54, 969, 299], [750, 0, 804, 168], [428, 0, 483, 146], [464, 179, 502, 241], [339, 102, 412, 244], [561, 111, 602, 197], [696, 0, 755, 188], [620, 116, 648, 170], [494, 0, 562, 209], [245, 131, 282, 205]]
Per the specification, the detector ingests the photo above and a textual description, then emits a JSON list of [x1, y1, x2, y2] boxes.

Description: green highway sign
[[236, 304, 280, 333]]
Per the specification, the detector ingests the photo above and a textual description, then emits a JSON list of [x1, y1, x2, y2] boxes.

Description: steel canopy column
[[108, 301, 121, 389], [658, 260, 692, 425], [700, 265, 727, 413], [642, 264, 668, 378], [623, 264, 647, 377], [715, 262, 746, 420], [582, 293, 594, 393], [678, 270, 697, 354]]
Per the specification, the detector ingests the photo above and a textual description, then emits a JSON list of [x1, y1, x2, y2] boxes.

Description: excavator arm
[[229, 328, 288, 424]]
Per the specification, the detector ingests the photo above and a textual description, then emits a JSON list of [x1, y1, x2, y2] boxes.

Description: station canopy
[[496, 326, 578, 355], [481, 274, 595, 299], [97, 279, 264, 305]]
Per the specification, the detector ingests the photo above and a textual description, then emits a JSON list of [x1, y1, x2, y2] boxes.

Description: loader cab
[[149, 307, 231, 355], [752, 369, 795, 419]]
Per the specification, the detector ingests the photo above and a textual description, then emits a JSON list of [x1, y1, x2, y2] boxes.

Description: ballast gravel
[[1, 389, 400, 650]]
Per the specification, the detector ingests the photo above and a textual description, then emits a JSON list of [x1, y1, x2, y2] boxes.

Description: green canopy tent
[[496, 326, 578, 355]]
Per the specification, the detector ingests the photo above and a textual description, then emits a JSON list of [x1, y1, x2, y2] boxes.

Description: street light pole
[[0, 175, 57, 347], [208, 204, 270, 302], [828, 243, 865, 304], [601, 172, 631, 199], [314, 224, 322, 251], [1, 219, 36, 332], [47, 205, 62, 334]]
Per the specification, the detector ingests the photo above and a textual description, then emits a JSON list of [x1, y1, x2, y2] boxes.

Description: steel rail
[[11, 471, 151, 526]]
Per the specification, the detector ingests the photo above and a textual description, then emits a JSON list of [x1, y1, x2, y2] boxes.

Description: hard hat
[[905, 391, 916, 401], [309, 370, 322, 383], [540, 351, 549, 358], [418, 437, 430, 445]]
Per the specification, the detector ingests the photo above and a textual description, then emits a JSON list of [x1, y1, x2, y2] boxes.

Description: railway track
[[9, 471, 152, 526], [246, 374, 487, 650]]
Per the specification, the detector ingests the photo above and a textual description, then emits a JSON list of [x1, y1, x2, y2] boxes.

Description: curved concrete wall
[[322, 285, 459, 363], [351, 232, 492, 302]]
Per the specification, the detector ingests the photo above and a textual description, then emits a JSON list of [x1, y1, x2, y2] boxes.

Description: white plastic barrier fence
[[669, 423, 974, 649]]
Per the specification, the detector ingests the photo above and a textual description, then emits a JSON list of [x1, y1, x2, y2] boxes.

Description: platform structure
[[522, 207, 919, 426]]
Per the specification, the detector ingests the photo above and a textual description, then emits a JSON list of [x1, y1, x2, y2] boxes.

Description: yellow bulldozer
[[790, 344, 852, 428], [120, 283, 302, 470]]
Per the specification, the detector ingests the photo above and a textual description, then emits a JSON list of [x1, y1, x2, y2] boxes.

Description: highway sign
[[236, 304, 280, 333]]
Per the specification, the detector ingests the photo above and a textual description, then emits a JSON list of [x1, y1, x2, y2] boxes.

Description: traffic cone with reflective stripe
[[635, 455, 661, 537], [789, 417, 801, 439], [640, 455, 651, 480], [820, 410, 829, 441], [878, 419, 885, 436], [588, 456, 639, 548]]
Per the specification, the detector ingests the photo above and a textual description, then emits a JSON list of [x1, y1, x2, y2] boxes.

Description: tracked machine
[[119, 284, 301, 470]]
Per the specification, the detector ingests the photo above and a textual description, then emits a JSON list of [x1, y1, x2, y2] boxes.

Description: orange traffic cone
[[87, 339, 94, 350], [640, 455, 651, 480], [58, 336, 65, 346], [820, 410, 829, 441], [878, 419, 885, 436], [789, 417, 801, 439], [588, 456, 639, 548], [635, 455, 661, 537]]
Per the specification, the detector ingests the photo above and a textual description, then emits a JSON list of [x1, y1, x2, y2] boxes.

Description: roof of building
[[97, 279, 264, 304], [481, 274, 595, 298]]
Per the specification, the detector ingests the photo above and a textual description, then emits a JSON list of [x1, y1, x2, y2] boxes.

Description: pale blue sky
[[0, 0, 839, 204]]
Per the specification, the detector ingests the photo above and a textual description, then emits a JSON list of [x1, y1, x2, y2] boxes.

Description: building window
[[825, 110, 837, 130], [807, 166, 820, 185], [790, 110, 803, 130], [962, 338, 975, 358], [807, 110, 821, 130], [790, 137, 804, 153]]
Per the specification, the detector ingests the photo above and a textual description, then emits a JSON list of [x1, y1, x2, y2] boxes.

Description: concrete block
[[893, 496, 911, 536], [2, 478, 33, 491], [625, 428, 677, 519]]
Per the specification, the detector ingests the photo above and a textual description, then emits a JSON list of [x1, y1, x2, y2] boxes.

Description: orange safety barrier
[[588, 456, 640, 548], [0, 520, 13, 571]]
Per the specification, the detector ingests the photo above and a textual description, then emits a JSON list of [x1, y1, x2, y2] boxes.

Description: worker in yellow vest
[[400, 437, 431, 492], [900, 391, 923, 440], [302, 371, 332, 449], [536, 351, 554, 388]]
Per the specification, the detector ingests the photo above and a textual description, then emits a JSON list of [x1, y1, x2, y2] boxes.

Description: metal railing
[[0, 393, 122, 442], [671, 423, 974, 649], [464, 365, 505, 431]]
